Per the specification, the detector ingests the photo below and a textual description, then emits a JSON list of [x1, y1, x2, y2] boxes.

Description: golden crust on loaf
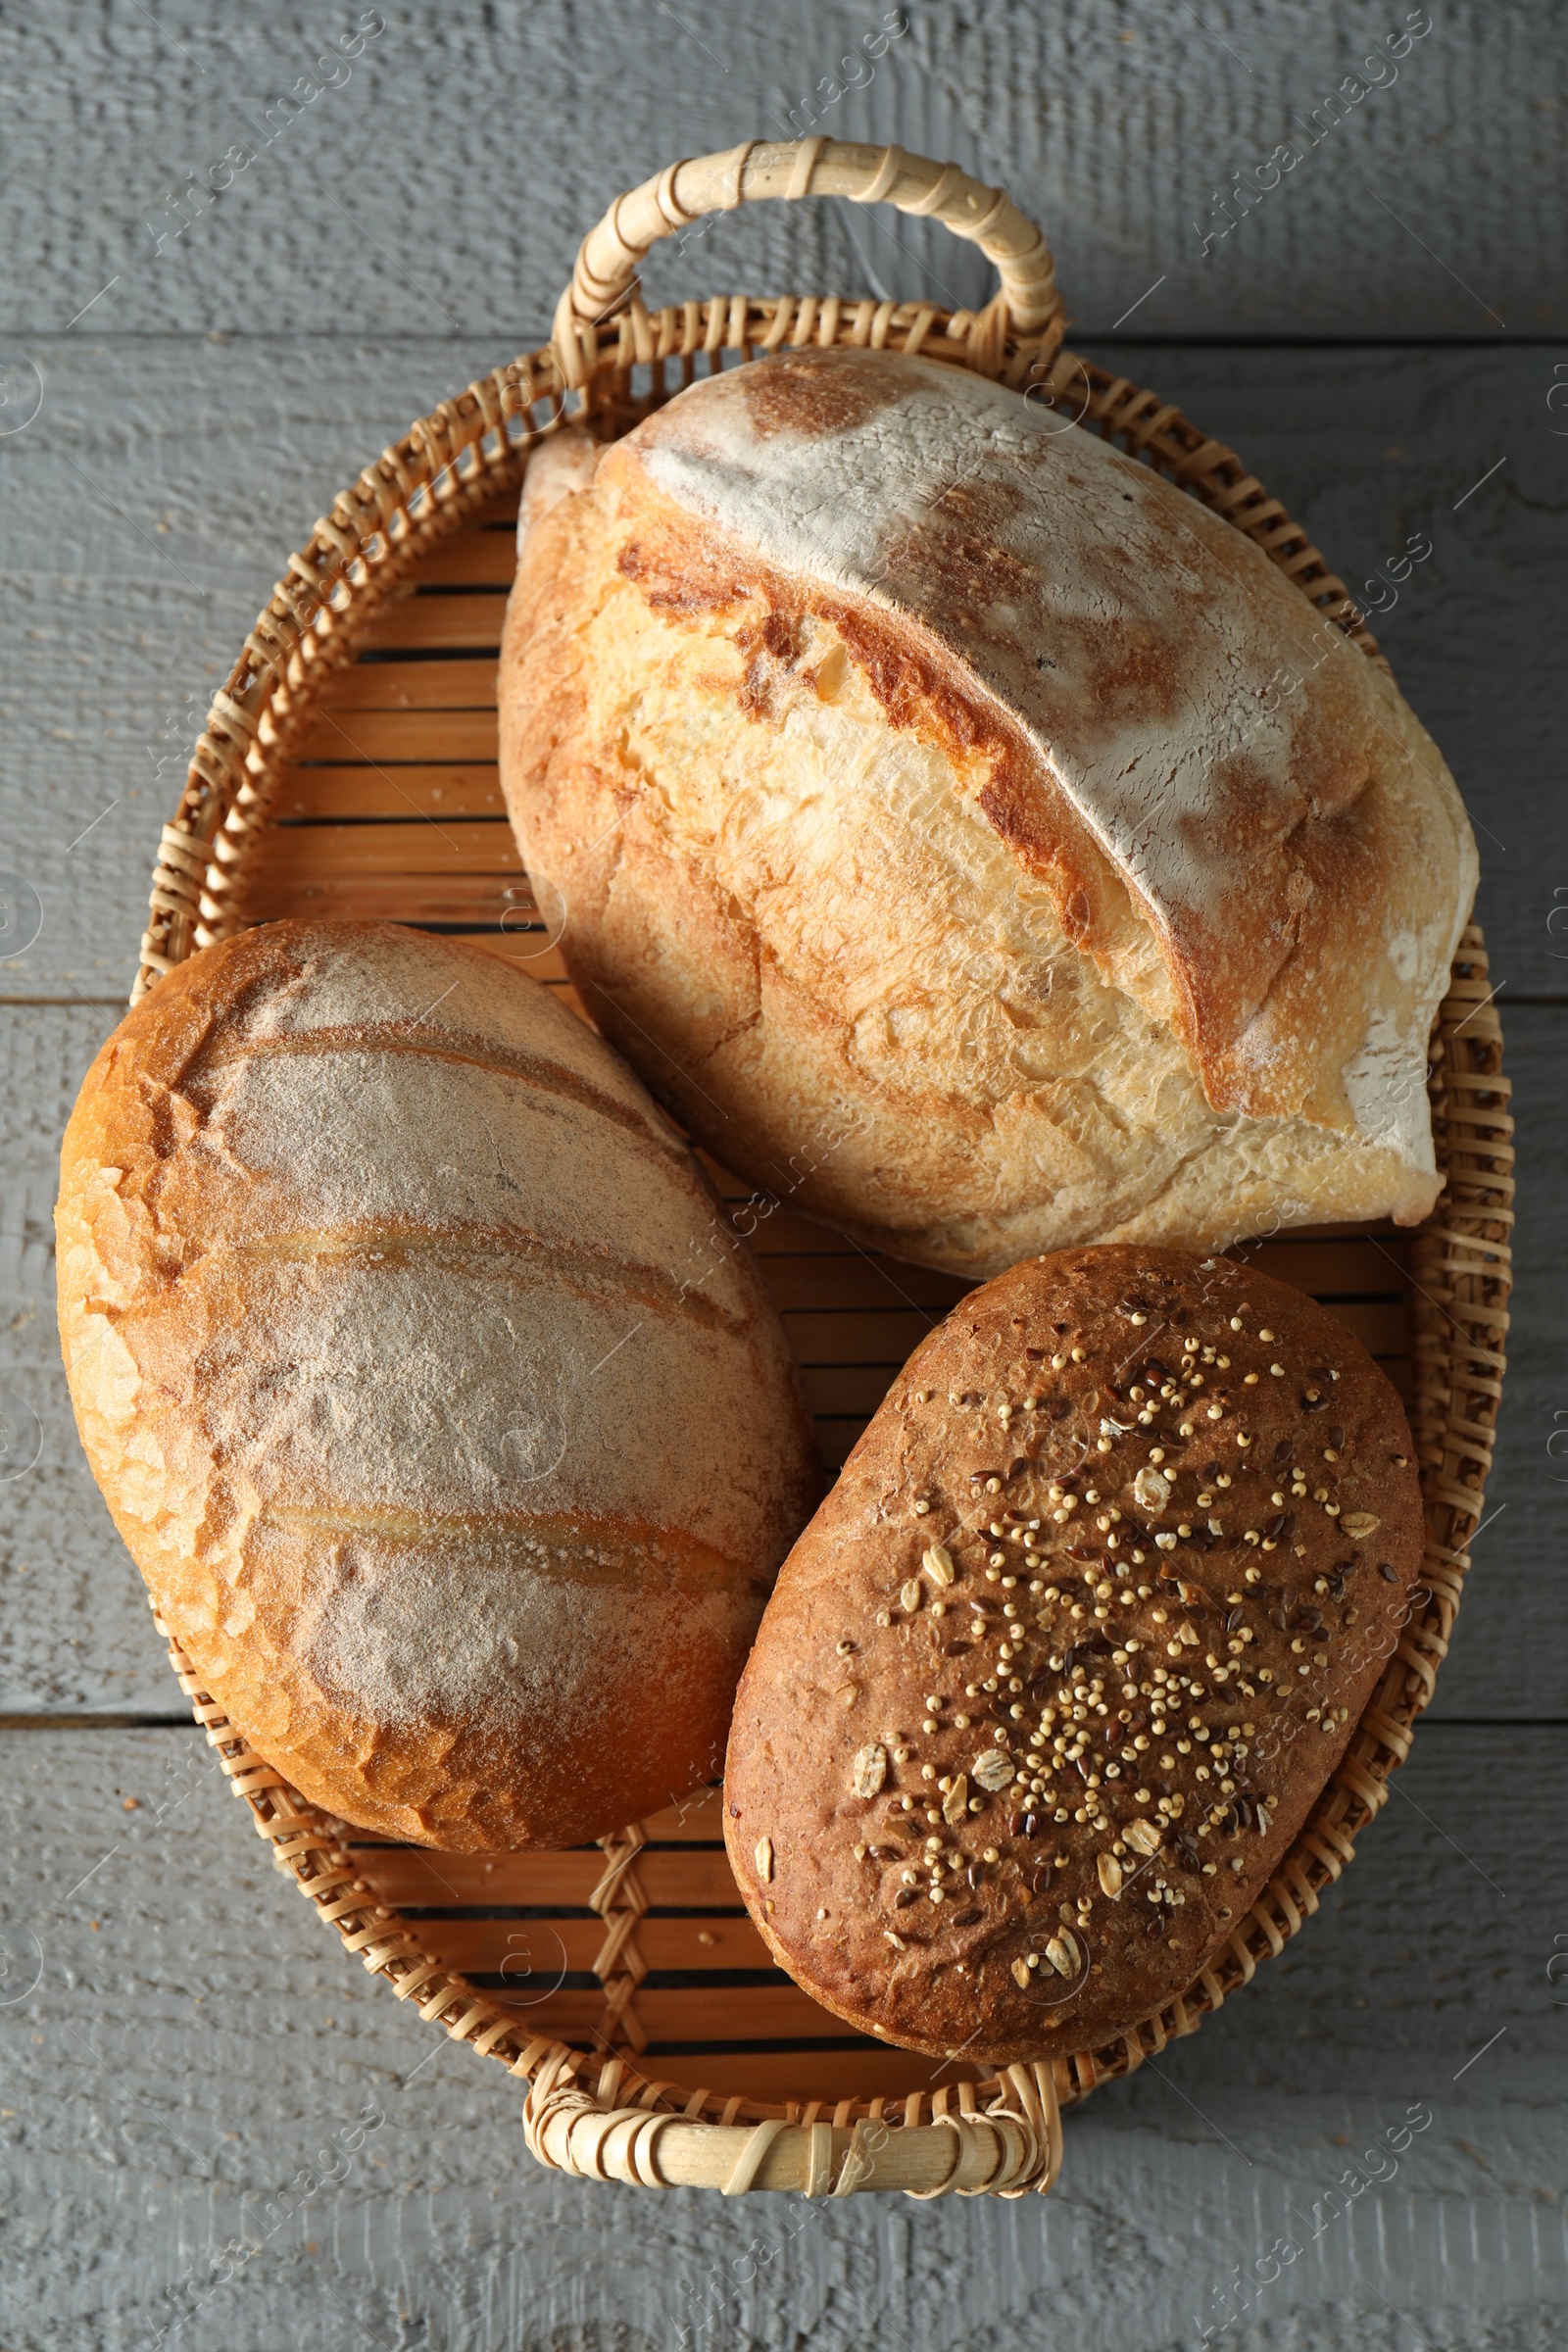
[[56, 921, 819, 1850], [722, 1246, 1426, 2064], [497, 349, 1477, 1277]]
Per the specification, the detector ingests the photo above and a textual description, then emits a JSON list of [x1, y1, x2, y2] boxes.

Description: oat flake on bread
[[55, 920, 818, 1851], [499, 347, 1478, 1278]]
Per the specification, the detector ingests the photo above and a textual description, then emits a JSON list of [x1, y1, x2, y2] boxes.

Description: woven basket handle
[[551, 137, 1060, 387]]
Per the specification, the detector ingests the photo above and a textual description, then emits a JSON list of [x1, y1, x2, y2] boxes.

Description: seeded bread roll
[[57, 920, 818, 1851], [498, 349, 1477, 1279], [723, 1246, 1424, 2065]]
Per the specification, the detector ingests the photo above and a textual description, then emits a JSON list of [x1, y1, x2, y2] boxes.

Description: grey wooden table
[[2, 4, 1564, 2345]]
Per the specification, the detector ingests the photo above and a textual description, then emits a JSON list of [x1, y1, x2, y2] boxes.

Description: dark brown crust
[[740, 351, 909, 440], [723, 1246, 1425, 2064]]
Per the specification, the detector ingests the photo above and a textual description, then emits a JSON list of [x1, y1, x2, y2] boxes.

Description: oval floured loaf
[[498, 347, 1478, 1278], [723, 1246, 1425, 2065], [56, 920, 818, 1850]]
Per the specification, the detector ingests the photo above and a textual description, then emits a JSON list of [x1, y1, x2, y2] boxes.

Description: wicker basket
[[135, 140, 1512, 2199]]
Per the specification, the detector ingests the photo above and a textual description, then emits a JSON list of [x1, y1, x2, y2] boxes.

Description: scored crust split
[[498, 347, 1478, 1278], [55, 921, 819, 1851], [722, 1246, 1425, 2064]]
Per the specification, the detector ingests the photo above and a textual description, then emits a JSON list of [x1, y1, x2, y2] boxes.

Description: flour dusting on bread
[[56, 922, 819, 1849], [499, 352, 1477, 1277]]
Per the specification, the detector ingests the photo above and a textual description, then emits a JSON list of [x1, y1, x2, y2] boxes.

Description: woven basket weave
[[135, 140, 1511, 2199]]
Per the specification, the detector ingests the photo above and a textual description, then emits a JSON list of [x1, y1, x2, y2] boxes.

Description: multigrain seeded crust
[[57, 921, 819, 1852], [723, 1246, 1424, 2064]]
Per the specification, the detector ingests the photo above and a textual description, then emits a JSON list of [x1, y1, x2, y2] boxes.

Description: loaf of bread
[[723, 1246, 1425, 2065], [498, 348, 1477, 1279], [56, 920, 818, 1850]]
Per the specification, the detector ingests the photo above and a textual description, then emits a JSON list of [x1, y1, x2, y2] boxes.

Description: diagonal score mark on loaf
[[496, 347, 1480, 1275], [84, 983, 777, 1608], [226, 1219, 739, 1335], [194, 1023, 689, 1161], [533, 564, 1434, 1267], [171, 1021, 748, 1332], [56, 920, 822, 1846], [264, 1505, 755, 1596]]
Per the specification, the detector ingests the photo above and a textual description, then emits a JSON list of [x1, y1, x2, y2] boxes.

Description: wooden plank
[[632, 1916, 773, 1972], [351, 1845, 745, 1912], [0, 1019, 171, 1717], [362, 592, 509, 651], [753, 1256, 974, 1312], [9, 7, 1555, 343], [416, 528, 520, 587], [605, 2049, 982, 2100], [243, 819, 522, 879], [468, 1984, 868, 2044], [1229, 1239, 1408, 1295], [800, 1364, 911, 1417], [353, 1918, 613, 1981], [400, 2030, 989, 2102], [817, 1418, 873, 1469], [1308, 1299, 1407, 1357], [728, 1213, 1408, 1290], [740, 1223, 1404, 1294], [233, 874, 523, 925], [395, 1916, 775, 1978], [441, 931, 571, 980], [639, 1789, 725, 1840], [272, 764, 506, 820], [290, 709, 500, 762], [739, 1207, 889, 1255], [371, 925, 574, 986], [318, 656, 500, 710], [0, 1406, 1561, 2312], [780, 1307, 947, 1366], [348, 1797, 734, 1853]]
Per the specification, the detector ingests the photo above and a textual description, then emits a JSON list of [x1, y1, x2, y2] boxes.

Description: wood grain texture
[[0, 1725, 1561, 2350], [4, 340, 1563, 998], [0, 2, 1560, 341], [1, 3, 1561, 2327], [0, 337, 521, 997], [0, 1004, 175, 1714], [3, 1003, 1557, 1721]]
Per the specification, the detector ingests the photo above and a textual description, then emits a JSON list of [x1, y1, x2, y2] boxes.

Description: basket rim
[[133, 288, 1511, 2202], [130, 292, 1392, 1005]]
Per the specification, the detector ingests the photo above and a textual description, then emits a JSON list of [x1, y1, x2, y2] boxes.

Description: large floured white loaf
[[498, 347, 1478, 1278], [56, 921, 819, 1850]]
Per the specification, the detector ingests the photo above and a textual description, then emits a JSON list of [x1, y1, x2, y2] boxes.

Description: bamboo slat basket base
[[135, 142, 1513, 2199]]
